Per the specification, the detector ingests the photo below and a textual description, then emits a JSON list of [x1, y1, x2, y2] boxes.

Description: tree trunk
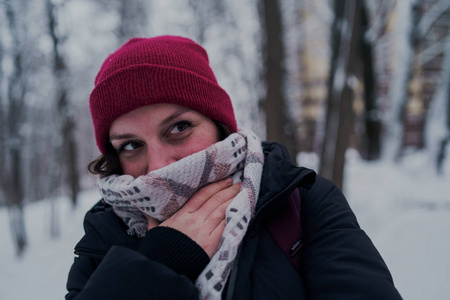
[[360, 1, 381, 161], [47, 0, 80, 208], [188, 0, 207, 44], [64, 117, 80, 207], [0, 37, 4, 206], [382, 0, 417, 161], [116, 0, 148, 44], [436, 137, 449, 174], [8, 204, 27, 256], [319, 0, 359, 190], [5, 0, 28, 256], [260, 0, 298, 162], [436, 35, 450, 174]]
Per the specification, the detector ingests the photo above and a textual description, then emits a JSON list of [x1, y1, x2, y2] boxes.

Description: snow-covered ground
[[345, 150, 450, 300], [1, 150, 449, 299]]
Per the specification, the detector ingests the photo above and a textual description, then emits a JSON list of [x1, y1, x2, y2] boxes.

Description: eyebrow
[[109, 133, 137, 141], [159, 106, 191, 127], [109, 106, 192, 142]]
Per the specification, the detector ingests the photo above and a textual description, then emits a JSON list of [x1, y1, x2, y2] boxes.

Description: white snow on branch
[[418, 0, 450, 36]]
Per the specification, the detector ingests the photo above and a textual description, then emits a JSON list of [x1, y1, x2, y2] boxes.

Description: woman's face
[[109, 103, 220, 177]]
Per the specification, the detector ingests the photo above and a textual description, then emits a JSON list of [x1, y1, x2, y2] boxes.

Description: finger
[[160, 183, 235, 229], [198, 183, 241, 217], [205, 219, 227, 258], [183, 178, 233, 212], [203, 197, 233, 228], [211, 219, 226, 238]]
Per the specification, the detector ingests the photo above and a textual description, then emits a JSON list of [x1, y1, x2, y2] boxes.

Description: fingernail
[[225, 177, 233, 184]]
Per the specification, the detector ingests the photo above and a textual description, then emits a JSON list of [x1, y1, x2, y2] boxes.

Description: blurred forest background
[[0, 0, 449, 262]]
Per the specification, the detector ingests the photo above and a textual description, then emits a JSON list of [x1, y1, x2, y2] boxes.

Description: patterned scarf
[[97, 128, 264, 299]]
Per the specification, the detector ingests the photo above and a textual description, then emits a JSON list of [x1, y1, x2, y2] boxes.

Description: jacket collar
[[256, 142, 315, 212]]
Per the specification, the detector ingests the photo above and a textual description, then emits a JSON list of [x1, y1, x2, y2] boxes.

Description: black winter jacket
[[66, 142, 402, 299]]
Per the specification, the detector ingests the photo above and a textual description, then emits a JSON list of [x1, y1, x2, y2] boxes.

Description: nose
[[145, 143, 177, 173]]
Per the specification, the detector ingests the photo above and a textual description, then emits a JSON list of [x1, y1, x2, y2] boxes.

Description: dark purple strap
[[266, 188, 303, 270]]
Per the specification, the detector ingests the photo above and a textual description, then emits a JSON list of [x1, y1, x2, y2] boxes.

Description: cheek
[[184, 137, 216, 155], [119, 158, 146, 178], [182, 129, 219, 157]]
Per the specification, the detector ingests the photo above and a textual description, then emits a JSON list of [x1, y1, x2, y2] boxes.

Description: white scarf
[[97, 128, 264, 299]]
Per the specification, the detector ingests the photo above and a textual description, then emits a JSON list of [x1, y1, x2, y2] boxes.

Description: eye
[[119, 141, 142, 152], [168, 121, 192, 135]]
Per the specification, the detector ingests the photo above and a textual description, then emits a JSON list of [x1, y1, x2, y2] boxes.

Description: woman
[[66, 36, 402, 299]]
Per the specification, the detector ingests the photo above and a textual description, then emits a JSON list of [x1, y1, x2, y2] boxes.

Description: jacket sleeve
[[299, 175, 402, 300], [66, 227, 209, 300]]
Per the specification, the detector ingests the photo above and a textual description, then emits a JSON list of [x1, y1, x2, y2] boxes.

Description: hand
[[158, 178, 240, 258]]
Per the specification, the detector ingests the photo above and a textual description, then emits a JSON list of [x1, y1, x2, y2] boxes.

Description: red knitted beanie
[[90, 35, 237, 154]]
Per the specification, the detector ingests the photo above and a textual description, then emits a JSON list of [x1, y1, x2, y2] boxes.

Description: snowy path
[[345, 151, 450, 300]]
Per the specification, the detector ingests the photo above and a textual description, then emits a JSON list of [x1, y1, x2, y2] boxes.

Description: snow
[[1, 150, 450, 299], [344, 149, 450, 300], [0, 190, 97, 300]]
